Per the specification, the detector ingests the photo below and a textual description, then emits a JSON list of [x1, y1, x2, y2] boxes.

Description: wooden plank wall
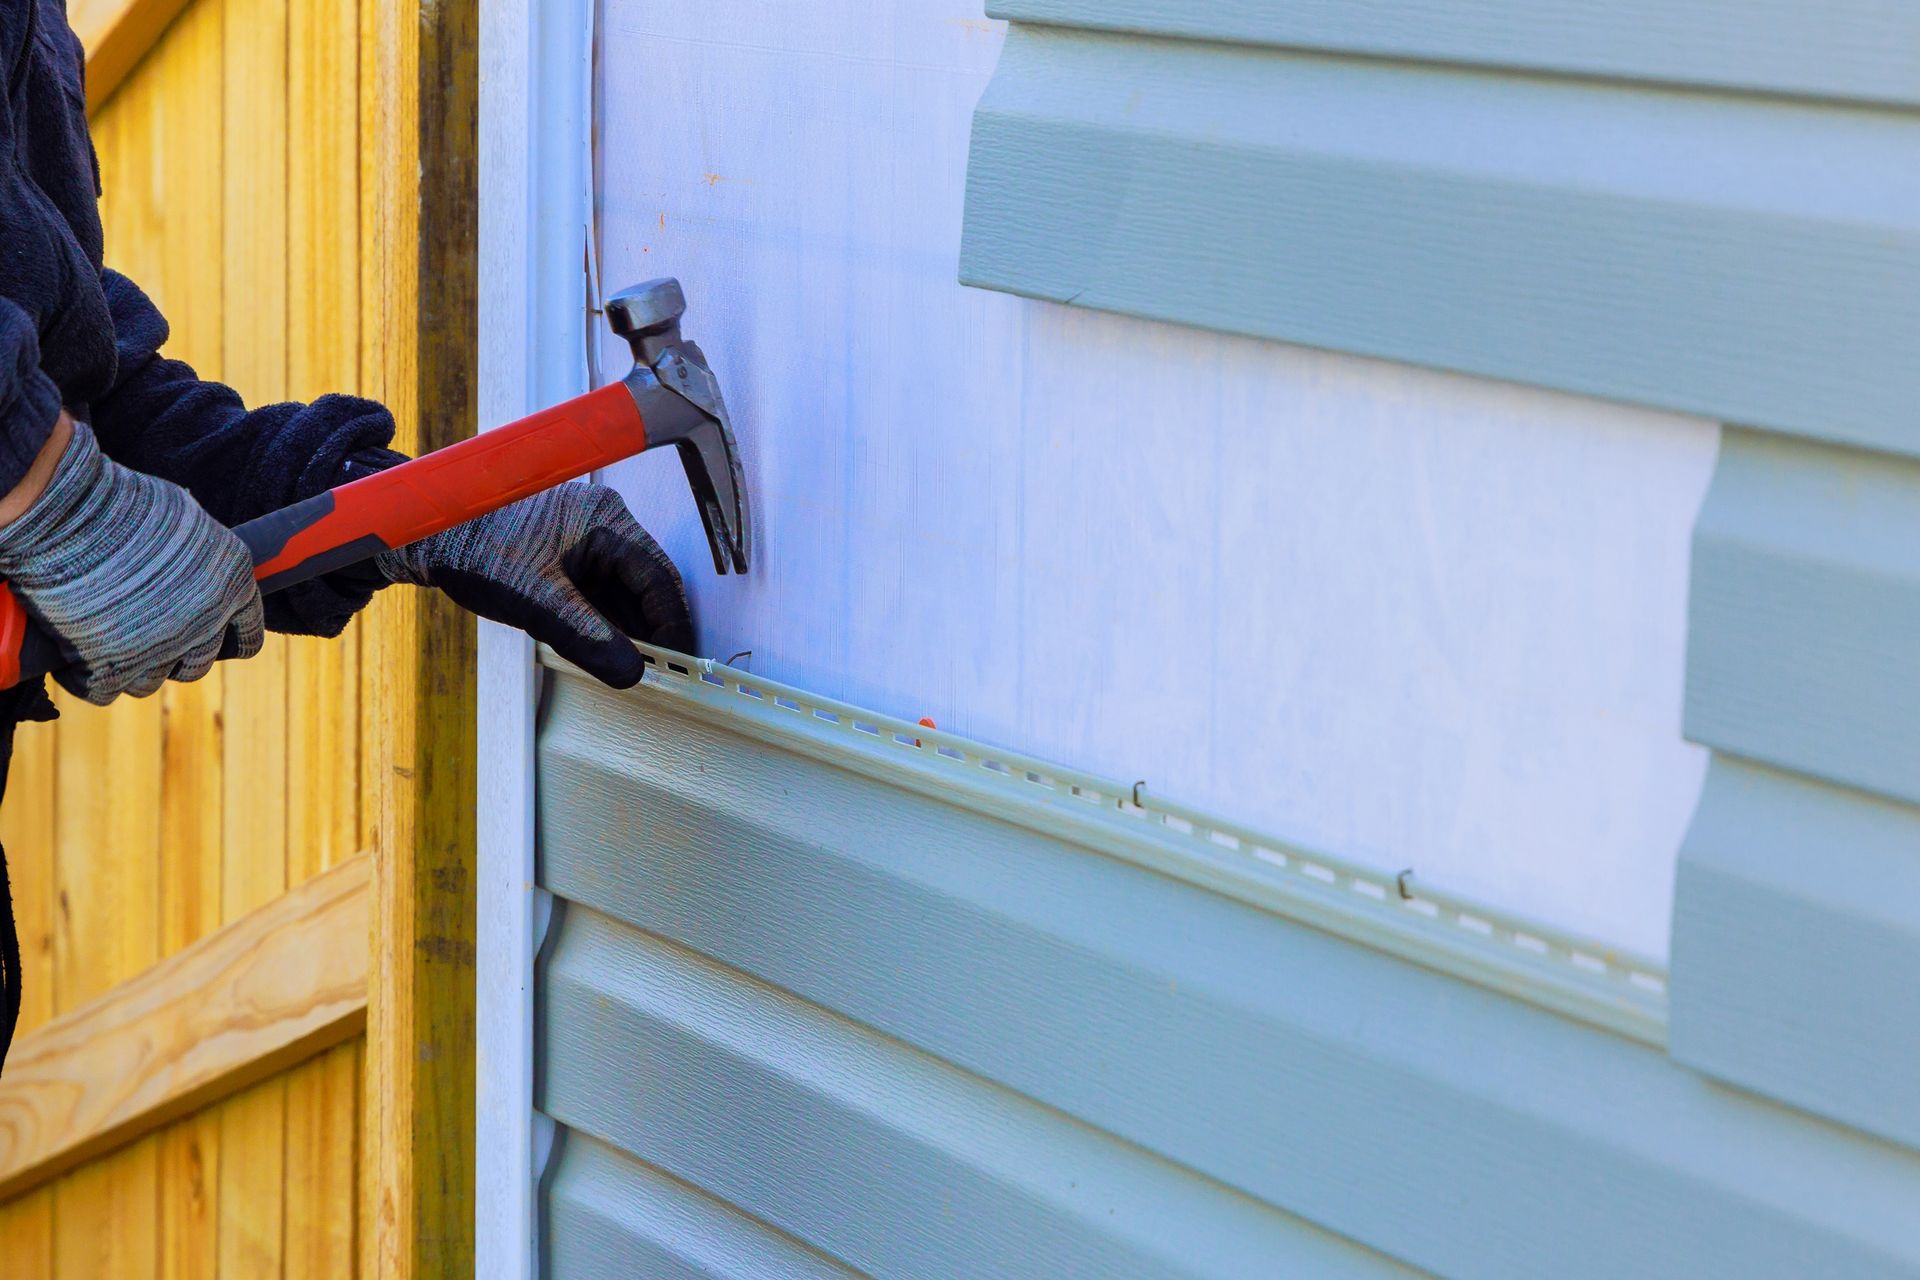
[[0, 0, 373, 1273]]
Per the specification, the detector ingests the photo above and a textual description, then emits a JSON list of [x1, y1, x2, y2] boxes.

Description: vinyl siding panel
[[1671, 759, 1920, 1152], [961, 0, 1920, 1167], [527, 1, 1920, 1269], [535, 663, 1920, 1279], [988, 0, 1920, 105], [545, 1131, 861, 1280], [959, 27, 1920, 459], [1672, 428, 1920, 1146], [540, 906, 1415, 1280], [1686, 430, 1920, 809]]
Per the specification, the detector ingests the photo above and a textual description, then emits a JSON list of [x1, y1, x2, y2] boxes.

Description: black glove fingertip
[[551, 631, 647, 690], [566, 528, 694, 653], [216, 623, 249, 663]]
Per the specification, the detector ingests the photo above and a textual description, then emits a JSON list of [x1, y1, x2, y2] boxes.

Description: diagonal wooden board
[[0, 854, 370, 1200]]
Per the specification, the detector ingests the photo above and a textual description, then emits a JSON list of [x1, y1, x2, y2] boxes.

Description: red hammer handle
[[247, 382, 649, 591], [0, 381, 648, 691]]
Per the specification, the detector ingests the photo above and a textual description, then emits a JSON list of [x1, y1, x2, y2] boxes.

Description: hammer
[[0, 277, 750, 689]]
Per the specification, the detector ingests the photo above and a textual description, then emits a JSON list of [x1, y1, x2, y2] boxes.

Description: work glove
[[376, 481, 691, 688], [0, 422, 263, 704]]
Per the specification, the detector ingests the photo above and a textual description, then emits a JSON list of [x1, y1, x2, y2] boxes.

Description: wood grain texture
[[538, 669, 1920, 1278], [48, 691, 163, 1278], [70, 0, 198, 109], [219, 0, 290, 923], [358, 0, 479, 1273], [282, 10, 366, 1273], [960, 27, 1920, 459], [0, 854, 370, 1200], [46, 0, 447, 1273], [1686, 429, 1920, 809], [157, 1113, 219, 1280], [284, 1040, 361, 1278], [149, 0, 227, 968], [0, 724, 56, 1039], [53, 1135, 159, 1280], [88, 9, 242, 1276], [990, 0, 1920, 107], [287, 0, 363, 889], [0, 1187, 51, 1280], [217, 1077, 286, 1277], [43, 14, 234, 1276], [218, 4, 293, 1272], [1672, 759, 1920, 1151]]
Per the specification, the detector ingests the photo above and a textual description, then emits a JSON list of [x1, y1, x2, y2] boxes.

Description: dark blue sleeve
[[88, 271, 409, 637], [0, 302, 63, 496]]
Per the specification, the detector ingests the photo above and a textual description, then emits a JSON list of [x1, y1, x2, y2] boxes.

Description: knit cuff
[[0, 421, 102, 570]]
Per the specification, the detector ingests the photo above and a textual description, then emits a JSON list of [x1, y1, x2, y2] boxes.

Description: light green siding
[[959, 0, 1920, 1174], [532, 2, 1920, 1270], [535, 659, 1920, 1279], [1672, 759, 1920, 1151], [960, 27, 1920, 458], [1687, 431, 1920, 807], [1677, 428, 1920, 1145], [989, 0, 1920, 105], [545, 1131, 861, 1280]]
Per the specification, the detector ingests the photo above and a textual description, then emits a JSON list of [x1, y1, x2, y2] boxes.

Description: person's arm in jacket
[[87, 271, 404, 638], [88, 271, 694, 683]]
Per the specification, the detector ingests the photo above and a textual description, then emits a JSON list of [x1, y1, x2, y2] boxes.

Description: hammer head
[[608, 279, 751, 575]]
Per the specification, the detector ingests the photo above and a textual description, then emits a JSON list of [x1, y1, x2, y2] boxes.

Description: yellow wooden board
[[152, 0, 227, 967], [53, 1134, 160, 1280], [287, 0, 363, 887], [0, 1186, 52, 1279], [0, 0, 398, 1272], [0, 723, 56, 1039], [0, 0, 474, 1270]]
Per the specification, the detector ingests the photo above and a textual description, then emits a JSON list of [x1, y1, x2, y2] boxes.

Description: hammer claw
[[608, 280, 751, 575]]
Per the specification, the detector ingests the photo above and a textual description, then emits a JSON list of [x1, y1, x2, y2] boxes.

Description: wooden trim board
[[70, 0, 197, 109], [0, 854, 370, 1200], [359, 0, 481, 1274]]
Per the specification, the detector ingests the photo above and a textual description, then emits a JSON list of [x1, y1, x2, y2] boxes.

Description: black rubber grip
[[235, 490, 335, 564]]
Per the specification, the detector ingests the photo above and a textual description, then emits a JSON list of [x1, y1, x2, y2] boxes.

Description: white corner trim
[[477, 0, 594, 1274]]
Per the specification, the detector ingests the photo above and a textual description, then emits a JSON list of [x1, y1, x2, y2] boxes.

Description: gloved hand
[[0, 420, 264, 704], [376, 481, 691, 687]]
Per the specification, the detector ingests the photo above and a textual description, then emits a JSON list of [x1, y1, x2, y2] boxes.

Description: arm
[[87, 271, 403, 636], [0, 302, 67, 508], [90, 271, 695, 678], [0, 409, 72, 529]]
